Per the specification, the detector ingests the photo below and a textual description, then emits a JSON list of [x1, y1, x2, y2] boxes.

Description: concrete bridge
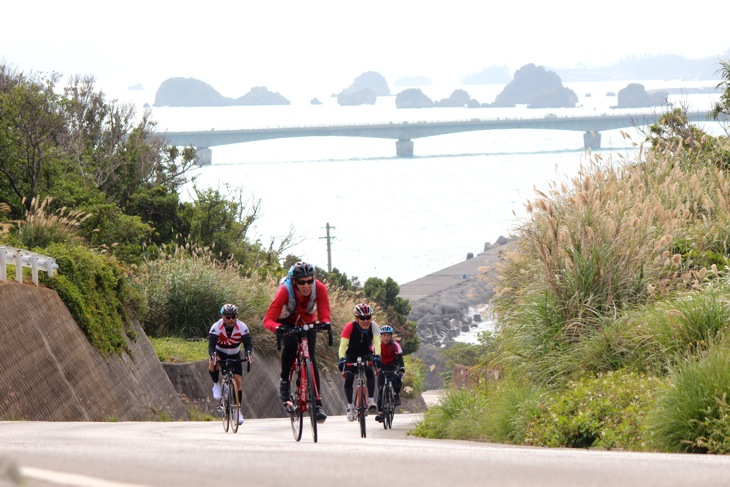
[[159, 111, 713, 165]]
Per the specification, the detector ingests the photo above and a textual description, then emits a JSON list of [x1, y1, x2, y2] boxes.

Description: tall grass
[[412, 113, 730, 452], [492, 137, 730, 384], [0, 202, 14, 237], [14, 196, 89, 249], [132, 244, 369, 365], [649, 343, 730, 453], [412, 387, 491, 440]]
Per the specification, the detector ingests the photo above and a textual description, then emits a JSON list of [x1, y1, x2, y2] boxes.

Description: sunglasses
[[358, 316, 372, 321], [296, 278, 314, 285], [224, 315, 236, 319]]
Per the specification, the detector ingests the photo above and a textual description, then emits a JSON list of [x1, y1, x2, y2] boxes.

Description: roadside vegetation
[[413, 59, 730, 453], [0, 63, 422, 397]]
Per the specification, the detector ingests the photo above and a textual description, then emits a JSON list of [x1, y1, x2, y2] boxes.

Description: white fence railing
[[0, 246, 59, 286]]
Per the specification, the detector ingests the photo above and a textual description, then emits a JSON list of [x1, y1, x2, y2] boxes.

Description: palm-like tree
[[711, 59, 730, 119]]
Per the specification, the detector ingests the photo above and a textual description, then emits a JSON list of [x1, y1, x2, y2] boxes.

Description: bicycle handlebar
[[276, 322, 333, 350], [218, 356, 252, 373], [345, 358, 375, 368]]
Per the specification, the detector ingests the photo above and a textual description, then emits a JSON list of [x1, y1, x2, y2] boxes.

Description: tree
[[646, 107, 730, 170], [711, 59, 730, 119], [319, 267, 361, 291], [0, 66, 67, 214], [61, 75, 198, 208], [363, 276, 420, 354]]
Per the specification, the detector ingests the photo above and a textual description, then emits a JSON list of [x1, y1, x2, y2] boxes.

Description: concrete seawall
[[0, 281, 425, 421]]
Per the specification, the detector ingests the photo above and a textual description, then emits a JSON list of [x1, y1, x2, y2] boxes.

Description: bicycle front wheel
[[357, 382, 367, 438], [289, 367, 303, 441], [383, 382, 395, 429], [305, 358, 318, 443], [230, 382, 240, 433], [221, 382, 230, 433]]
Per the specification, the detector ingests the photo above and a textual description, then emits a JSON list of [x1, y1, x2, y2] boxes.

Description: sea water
[[116, 80, 724, 285]]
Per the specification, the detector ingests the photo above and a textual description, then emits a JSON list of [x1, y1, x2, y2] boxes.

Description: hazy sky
[[2, 0, 728, 99]]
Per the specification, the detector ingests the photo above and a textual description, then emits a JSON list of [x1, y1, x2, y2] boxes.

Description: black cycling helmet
[[354, 303, 374, 318], [220, 303, 238, 316], [289, 261, 315, 279]]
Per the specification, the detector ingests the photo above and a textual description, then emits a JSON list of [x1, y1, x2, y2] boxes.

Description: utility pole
[[320, 222, 335, 272]]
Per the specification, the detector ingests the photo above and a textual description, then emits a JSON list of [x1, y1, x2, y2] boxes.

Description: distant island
[[460, 52, 729, 84], [151, 51, 728, 108], [153, 77, 290, 107]]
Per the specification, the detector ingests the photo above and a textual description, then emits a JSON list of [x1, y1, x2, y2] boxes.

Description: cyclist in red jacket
[[375, 324, 405, 423], [263, 261, 331, 423]]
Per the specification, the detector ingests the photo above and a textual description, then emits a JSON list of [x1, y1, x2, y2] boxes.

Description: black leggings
[[343, 359, 375, 404]]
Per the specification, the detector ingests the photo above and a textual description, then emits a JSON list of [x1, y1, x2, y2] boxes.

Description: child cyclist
[[375, 324, 405, 423]]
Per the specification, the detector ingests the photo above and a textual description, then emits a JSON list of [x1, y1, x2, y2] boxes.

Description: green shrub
[[525, 370, 661, 450], [39, 242, 139, 354], [402, 355, 424, 398], [482, 376, 545, 444], [133, 247, 249, 338], [648, 344, 730, 453], [412, 387, 490, 440]]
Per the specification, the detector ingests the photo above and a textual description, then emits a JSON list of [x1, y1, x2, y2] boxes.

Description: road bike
[[378, 369, 400, 429], [346, 356, 375, 438], [217, 356, 250, 433], [276, 322, 333, 442]]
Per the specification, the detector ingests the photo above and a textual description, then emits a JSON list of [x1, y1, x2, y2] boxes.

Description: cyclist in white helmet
[[337, 303, 381, 422], [209, 303, 253, 425]]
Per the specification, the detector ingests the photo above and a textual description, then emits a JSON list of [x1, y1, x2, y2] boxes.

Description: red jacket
[[381, 339, 404, 368], [263, 280, 331, 331]]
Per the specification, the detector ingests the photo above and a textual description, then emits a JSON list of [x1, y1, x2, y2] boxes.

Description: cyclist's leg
[[376, 370, 385, 411], [234, 373, 243, 403], [279, 335, 297, 401], [393, 370, 403, 404], [209, 353, 222, 400], [343, 368, 355, 404], [365, 366, 377, 411]]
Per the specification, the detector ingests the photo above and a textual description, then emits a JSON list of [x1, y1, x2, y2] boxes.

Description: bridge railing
[[0, 246, 59, 286]]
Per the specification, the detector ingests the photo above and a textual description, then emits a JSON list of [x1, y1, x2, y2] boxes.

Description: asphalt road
[[2, 413, 730, 487]]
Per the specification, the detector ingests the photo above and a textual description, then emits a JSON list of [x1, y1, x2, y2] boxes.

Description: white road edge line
[[21, 466, 153, 487]]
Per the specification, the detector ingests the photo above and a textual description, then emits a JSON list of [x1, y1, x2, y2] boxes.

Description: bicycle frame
[[379, 369, 398, 429], [276, 322, 333, 443], [217, 357, 250, 433], [346, 356, 375, 438]]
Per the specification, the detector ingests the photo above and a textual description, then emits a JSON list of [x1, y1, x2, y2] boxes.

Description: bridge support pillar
[[396, 139, 414, 157], [196, 147, 212, 166], [583, 131, 601, 150]]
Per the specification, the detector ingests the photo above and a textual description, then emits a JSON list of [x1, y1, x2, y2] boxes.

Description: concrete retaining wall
[[0, 282, 188, 421]]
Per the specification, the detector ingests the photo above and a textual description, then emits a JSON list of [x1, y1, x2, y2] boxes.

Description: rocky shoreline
[[400, 236, 514, 389]]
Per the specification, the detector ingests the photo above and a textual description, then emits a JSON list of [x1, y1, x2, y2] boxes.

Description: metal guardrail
[[0, 246, 59, 286]]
